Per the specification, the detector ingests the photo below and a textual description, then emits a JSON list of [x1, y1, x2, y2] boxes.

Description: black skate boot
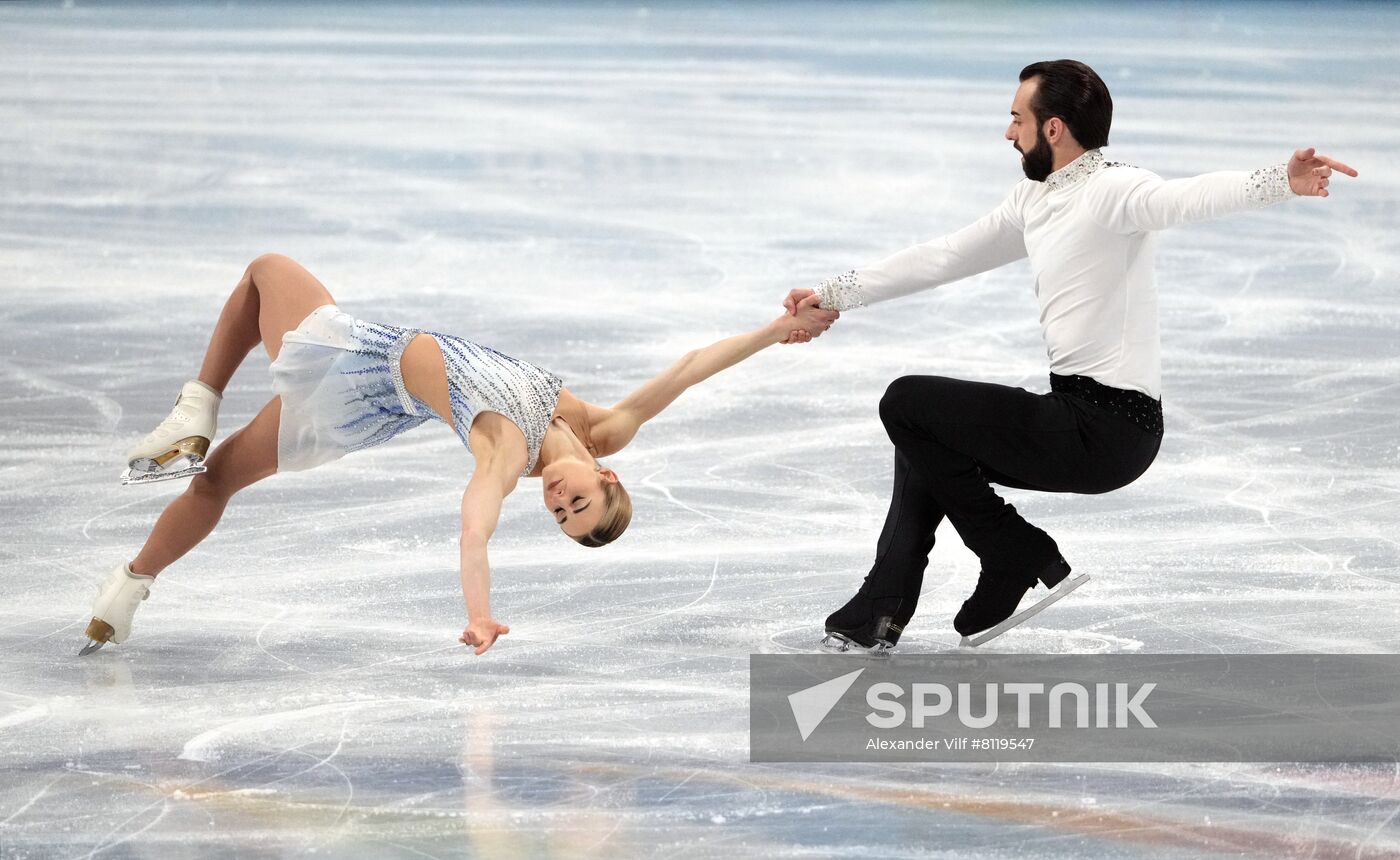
[[822, 594, 914, 654], [953, 557, 1071, 637]]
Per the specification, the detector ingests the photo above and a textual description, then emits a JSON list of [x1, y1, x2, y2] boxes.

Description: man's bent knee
[[880, 375, 927, 427]]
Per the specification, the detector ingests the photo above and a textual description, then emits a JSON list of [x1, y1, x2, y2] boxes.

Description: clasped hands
[[776, 288, 839, 345]]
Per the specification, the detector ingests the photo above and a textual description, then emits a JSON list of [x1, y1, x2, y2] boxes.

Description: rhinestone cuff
[[1245, 163, 1291, 206], [815, 270, 867, 312]]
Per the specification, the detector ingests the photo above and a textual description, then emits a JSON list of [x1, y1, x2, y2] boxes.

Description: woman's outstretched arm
[[598, 296, 836, 450], [457, 420, 526, 655]]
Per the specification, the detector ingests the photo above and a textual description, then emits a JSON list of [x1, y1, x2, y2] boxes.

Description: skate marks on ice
[[26, 699, 1400, 860], [16, 647, 1400, 859], [0, 353, 124, 433], [571, 761, 1400, 860]]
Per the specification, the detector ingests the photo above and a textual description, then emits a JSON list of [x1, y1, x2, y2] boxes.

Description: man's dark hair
[[1018, 60, 1112, 150]]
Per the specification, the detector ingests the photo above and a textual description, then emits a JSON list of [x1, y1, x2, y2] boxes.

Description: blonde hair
[[573, 479, 631, 548]]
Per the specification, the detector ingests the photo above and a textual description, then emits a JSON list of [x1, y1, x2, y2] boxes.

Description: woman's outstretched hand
[[773, 292, 839, 345], [460, 617, 511, 655]]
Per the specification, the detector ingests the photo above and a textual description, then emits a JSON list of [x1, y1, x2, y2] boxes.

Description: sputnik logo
[[787, 668, 866, 741]]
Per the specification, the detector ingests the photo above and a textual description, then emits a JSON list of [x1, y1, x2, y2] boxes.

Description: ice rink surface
[[2, 1, 1399, 857]]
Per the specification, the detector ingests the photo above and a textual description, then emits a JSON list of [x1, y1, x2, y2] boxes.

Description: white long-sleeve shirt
[[814, 149, 1294, 399]]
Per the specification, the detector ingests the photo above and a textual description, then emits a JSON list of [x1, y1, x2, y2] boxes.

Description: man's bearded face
[[1017, 120, 1055, 182]]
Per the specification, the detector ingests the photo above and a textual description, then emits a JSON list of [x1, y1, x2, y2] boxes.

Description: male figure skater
[[786, 59, 1356, 650]]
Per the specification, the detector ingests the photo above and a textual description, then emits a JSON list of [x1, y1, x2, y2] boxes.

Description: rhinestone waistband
[[1049, 373, 1163, 436], [388, 329, 423, 417]]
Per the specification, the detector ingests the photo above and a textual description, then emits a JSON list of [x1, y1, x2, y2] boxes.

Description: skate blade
[[122, 436, 211, 486], [79, 618, 115, 656], [120, 463, 207, 486], [959, 574, 1090, 648], [819, 632, 895, 657]]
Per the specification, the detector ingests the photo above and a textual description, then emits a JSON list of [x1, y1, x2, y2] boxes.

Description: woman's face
[[541, 459, 618, 539]]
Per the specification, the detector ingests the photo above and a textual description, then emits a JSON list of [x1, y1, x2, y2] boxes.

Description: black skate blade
[[78, 639, 106, 656], [819, 632, 895, 657], [120, 464, 207, 486], [959, 573, 1090, 648]]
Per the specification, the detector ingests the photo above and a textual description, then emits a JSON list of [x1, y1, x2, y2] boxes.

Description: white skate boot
[[79, 562, 156, 656], [121, 379, 221, 485]]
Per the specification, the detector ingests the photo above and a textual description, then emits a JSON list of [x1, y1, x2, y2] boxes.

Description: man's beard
[[1017, 126, 1055, 182]]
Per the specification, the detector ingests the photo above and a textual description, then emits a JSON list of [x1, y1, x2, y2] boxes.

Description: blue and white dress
[[269, 305, 563, 475]]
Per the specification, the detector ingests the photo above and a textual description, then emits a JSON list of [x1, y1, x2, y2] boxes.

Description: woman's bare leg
[[130, 397, 281, 576], [196, 253, 338, 391], [130, 253, 338, 575]]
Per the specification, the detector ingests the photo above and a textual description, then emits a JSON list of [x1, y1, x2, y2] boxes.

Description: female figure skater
[[82, 254, 837, 656]]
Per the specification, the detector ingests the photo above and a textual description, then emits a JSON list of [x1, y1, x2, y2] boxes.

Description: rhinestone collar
[[1045, 148, 1105, 191]]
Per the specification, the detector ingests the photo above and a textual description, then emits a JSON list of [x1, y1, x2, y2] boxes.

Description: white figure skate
[[121, 379, 221, 485], [79, 562, 156, 655]]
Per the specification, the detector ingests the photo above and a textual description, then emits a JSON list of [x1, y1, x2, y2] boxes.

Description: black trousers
[[865, 374, 1163, 606]]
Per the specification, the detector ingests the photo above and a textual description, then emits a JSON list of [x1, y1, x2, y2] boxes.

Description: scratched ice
[[2, 2, 1399, 858]]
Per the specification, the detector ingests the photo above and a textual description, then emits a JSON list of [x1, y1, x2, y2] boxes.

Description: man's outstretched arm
[[785, 186, 1030, 319], [1097, 147, 1357, 234]]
